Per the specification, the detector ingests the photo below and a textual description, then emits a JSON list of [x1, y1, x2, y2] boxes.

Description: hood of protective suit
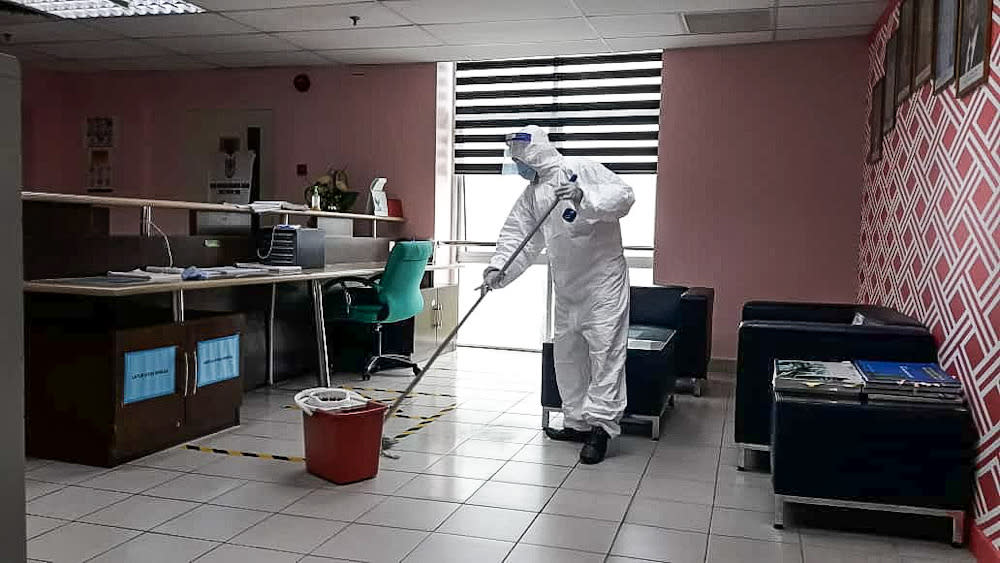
[[507, 125, 565, 178]]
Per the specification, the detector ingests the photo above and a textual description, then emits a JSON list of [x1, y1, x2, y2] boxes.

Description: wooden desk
[[26, 262, 461, 387]]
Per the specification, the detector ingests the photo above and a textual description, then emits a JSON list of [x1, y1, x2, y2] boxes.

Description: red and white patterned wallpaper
[[860, 0, 1000, 548]]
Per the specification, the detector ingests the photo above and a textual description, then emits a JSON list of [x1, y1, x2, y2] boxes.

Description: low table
[[541, 327, 677, 439], [771, 390, 975, 545]]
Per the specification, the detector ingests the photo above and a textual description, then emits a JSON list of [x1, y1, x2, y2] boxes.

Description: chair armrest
[[676, 287, 714, 379], [323, 277, 381, 318], [742, 301, 857, 324]]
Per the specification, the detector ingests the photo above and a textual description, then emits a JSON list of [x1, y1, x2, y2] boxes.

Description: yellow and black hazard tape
[[392, 404, 457, 439], [184, 444, 305, 463], [341, 385, 456, 398]]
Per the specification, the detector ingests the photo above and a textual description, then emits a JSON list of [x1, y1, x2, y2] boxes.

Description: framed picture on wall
[[956, 0, 990, 96], [913, 0, 935, 87], [895, 0, 915, 103], [934, 0, 959, 92], [868, 78, 885, 163], [883, 33, 899, 133], [85, 117, 115, 148]]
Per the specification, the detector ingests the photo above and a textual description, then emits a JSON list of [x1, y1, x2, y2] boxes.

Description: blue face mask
[[516, 162, 536, 182]]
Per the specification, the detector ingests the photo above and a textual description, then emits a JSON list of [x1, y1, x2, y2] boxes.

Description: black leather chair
[[734, 301, 938, 467], [542, 285, 714, 439]]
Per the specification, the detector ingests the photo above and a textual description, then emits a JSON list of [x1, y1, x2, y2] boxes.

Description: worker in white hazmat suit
[[483, 125, 634, 464]]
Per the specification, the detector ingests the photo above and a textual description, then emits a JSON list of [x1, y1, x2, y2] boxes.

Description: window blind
[[454, 51, 662, 175]]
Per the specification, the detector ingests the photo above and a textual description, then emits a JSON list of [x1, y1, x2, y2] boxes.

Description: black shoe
[[544, 427, 590, 443], [579, 428, 609, 465]]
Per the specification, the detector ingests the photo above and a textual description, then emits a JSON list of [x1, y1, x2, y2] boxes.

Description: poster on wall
[[895, 0, 915, 103], [934, 0, 959, 92], [913, 0, 935, 87], [956, 0, 990, 96], [85, 116, 114, 148], [883, 33, 899, 133], [86, 149, 112, 192], [868, 78, 885, 163]]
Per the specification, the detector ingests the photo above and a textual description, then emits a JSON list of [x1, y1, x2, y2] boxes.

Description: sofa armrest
[[675, 287, 714, 379], [734, 320, 938, 447], [742, 301, 857, 324]]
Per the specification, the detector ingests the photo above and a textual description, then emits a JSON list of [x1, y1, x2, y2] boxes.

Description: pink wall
[[21, 63, 437, 238], [653, 38, 869, 358], [861, 2, 1000, 555]]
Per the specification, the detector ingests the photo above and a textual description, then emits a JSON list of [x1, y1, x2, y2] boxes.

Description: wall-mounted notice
[[123, 346, 177, 405], [197, 334, 240, 388]]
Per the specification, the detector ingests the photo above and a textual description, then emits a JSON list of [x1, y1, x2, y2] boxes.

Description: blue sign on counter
[[123, 346, 177, 404], [197, 334, 240, 388]]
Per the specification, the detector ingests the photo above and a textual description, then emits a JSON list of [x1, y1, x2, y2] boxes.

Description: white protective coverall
[[489, 126, 635, 437]]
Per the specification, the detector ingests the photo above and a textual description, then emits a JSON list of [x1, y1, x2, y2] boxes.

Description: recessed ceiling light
[[7, 0, 205, 19]]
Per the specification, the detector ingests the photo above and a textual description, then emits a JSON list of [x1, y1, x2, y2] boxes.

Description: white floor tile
[[331, 469, 415, 494], [424, 455, 505, 480], [26, 461, 111, 485], [377, 451, 444, 473], [281, 490, 385, 521], [394, 474, 485, 503], [27, 522, 139, 563], [491, 460, 570, 487], [467, 480, 555, 512], [520, 513, 619, 554], [636, 476, 715, 505], [26, 515, 67, 540], [450, 439, 525, 460], [610, 523, 707, 563], [87, 532, 218, 563], [800, 544, 900, 562], [230, 513, 346, 554], [81, 495, 199, 530], [78, 466, 181, 493], [144, 473, 245, 502], [195, 455, 317, 486], [438, 504, 537, 541], [799, 529, 898, 555], [710, 507, 799, 544], [312, 523, 428, 562], [893, 537, 975, 561], [129, 448, 220, 472], [153, 504, 268, 542], [708, 535, 803, 562], [392, 434, 468, 455], [356, 497, 460, 531], [402, 533, 513, 563], [195, 544, 301, 563], [510, 444, 580, 467], [26, 486, 131, 520], [473, 426, 540, 443], [504, 543, 606, 563], [543, 488, 631, 522], [713, 480, 774, 512], [209, 481, 314, 512], [562, 467, 641, 496], [625, 497, 712, 533], [25, 478, 64, 501], [492, 413, 543, 429]]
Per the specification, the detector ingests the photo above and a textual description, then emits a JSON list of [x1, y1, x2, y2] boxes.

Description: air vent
[[682, 9, 773, 34]]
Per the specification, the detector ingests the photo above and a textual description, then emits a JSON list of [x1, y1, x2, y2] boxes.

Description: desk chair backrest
[[379, 240, 434, 324]]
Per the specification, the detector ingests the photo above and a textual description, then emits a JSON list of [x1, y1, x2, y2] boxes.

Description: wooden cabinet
[[412, 285, 459, 361], [26, 314, 245, 467]]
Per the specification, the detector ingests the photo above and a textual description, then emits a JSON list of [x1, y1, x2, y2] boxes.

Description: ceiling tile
[[226, 3, 408, 32], [423, 18, 597, 45], [148, 33, 299, 54], [278, 25, 442, 50], [776, 25, 871, 40], [1, 21, 121, 43], [461, 39, 610, 61], [194, 0, 363, 10], [589, 14, 687, 38], [777, 3, 884, 29], [380, 0, 580, 25], [32, 39, 173, 59], [574, 0, 771, 16], [92, 55, 215, 71], [319, 45, 470, 64], [87, 13, 256, 38], [606, 30, 772, 51], [205, 50, 329, 67]]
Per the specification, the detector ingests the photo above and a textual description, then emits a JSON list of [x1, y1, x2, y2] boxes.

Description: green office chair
[[323, 240, 434, 380]]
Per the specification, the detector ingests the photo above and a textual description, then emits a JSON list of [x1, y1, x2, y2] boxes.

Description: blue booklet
[[854, 361, 959, 387]]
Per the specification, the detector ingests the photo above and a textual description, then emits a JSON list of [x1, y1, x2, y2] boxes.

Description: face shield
[[500, 132, 536, 181]]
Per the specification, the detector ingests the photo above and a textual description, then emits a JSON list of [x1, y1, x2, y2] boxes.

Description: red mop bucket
[[296, 389, 388, 484]]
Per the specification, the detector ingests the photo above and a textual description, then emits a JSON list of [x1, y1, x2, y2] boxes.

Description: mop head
[[380, 436, 400, 458]]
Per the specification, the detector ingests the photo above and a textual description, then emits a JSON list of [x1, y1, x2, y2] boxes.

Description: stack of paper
[[855, 361, 964, 405], [235, 262, 303, 274], [107, 269, 181, 283], [773, 360, 866, 399]]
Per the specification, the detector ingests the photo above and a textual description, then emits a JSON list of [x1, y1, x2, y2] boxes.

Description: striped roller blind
[[454, 51, 663, 175]]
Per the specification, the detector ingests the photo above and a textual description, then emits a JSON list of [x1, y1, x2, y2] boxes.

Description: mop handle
[[383, 175, 575, 420]]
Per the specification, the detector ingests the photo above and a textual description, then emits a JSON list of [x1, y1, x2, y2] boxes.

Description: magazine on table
[[773, 360, 866, 397]]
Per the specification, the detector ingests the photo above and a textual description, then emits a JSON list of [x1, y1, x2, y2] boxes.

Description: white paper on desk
[[235, 262, 303, 274], [107, 269, 181, 283]]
